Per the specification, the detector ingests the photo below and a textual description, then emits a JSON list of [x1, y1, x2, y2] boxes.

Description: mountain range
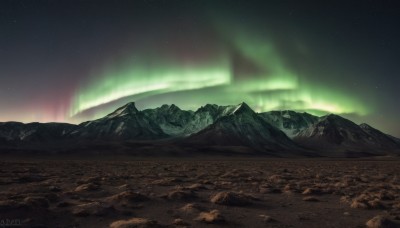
[[1, 102, 399, 157]]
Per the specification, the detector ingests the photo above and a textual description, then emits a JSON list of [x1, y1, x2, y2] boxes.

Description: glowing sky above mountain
[[1, 1, 399, 136]]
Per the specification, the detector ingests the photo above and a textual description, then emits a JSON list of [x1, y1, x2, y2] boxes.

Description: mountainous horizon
[[0, 101, 376, 127], [0, 101, 399, 157]]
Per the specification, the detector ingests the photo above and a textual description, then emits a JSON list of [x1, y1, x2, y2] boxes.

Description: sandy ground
[[0, 158, 400, 228]]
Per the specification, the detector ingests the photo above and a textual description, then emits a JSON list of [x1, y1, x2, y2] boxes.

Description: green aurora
[[70, 22, 369, 120]]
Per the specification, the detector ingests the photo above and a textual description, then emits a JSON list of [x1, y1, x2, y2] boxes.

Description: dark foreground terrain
[[1, 158, 400, 228]]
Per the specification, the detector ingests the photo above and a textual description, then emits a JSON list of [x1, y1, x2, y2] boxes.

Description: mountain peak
[[106, 102, 139, 118], [359, 123, 372, 129], [231, 102, 254, 115], [119, 102, 139, 113], [322, 113, 346, 122], [160, 104, 181, 112], [318, 114, 360, 129], [324, 113, 338, 118], [196, 104, 218, 113]]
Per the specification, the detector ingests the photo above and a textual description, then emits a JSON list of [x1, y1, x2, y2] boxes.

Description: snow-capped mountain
[[0, 122, 77, 142], [258, 110, 319, 138], [142, 103, 269, 137], [70, 102, 168, 140], [142, 104, 194, 136], [186, 103, 299, 152], [182, 103, 259, 135], [0, 101, 399, 157], [294, 114, 400, 153]]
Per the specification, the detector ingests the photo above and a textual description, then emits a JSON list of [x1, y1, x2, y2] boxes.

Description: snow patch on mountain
[[259, 110, 319, 138]]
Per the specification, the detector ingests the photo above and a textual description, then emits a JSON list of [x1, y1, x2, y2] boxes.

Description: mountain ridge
[[0, 102, 399, 157]]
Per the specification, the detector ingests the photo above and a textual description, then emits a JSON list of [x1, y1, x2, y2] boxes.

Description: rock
[[283, 184, 299, 193], [259, 184, 281, 194], [180, 203, 203, 214], [165, 190, 196, 200], [376, 191, 396, 201], [366, 215, 400, 228], [368, 199, 386, 209], [392, 203, 400, 210], [259, 215, 277, 223], [210, 191, 252, 206], [72, 202, 114, 217], [351, 200, 369, 209], [109, 217, 160, 228], [173, 218, 190, 226], [302, 188, 322, 195], [74, 183, 100, 192], [185, 183, 206, 191], [107, 191, 149, 204], [350, 196, 385, 209], [340, 196, 352, 204], [195, 210, 225, 223], [302, 196, 320, 202], [117, 184, 131, 190]]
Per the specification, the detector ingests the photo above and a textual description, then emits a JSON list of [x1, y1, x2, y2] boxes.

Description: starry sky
[[1, 0, 399, 137]]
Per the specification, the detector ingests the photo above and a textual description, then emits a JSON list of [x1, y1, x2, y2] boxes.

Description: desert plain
[[1, 157, 400, 228]]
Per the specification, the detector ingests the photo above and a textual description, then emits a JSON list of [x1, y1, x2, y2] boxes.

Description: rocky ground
[[1, 158, 400, 227]]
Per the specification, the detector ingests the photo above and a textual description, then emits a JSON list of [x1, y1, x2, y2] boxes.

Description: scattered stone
[[72, 202, 114, 217], [366, 215, 400, 228], [74, 183, 100, 192], [350, 196, 385, 209], [392, 203, 400, 210], [165, 190, 196, 200], [269, 175, 285, 184], [340, 196, 352, 204], [107, 191, 149, 204], [259, 185, 281, 194], [110, 217, 160, 228], [173, 218, 190, 226], [368, 199, 386, 209], [185, 183, 206, 191], [180, 203, 203, 214], [211, 191, 252, 206], [117, 184, 131, 190], [259, 215, 277, 223], [195, 210, 225, 224], [351, 200, 369, 209], [376, 191, 396, 201], [283, 184, 299, 193], [302, 188, 322, 195]]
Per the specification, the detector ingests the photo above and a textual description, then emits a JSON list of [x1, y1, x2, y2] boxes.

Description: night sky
[[1, 0, 399, 137]]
